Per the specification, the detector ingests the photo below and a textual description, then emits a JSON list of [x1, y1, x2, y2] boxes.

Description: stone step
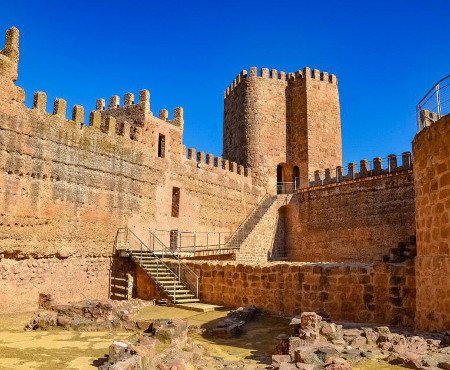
[[158, 281, 186, 287], [174, 298, 200, 304], [129, 251, 155, 256], [174, 303, 225, 312]]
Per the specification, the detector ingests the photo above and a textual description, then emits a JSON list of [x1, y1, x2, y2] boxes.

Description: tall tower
[[223, 66, 342, 190]]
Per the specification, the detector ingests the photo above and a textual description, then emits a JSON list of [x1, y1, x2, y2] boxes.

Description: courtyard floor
[[0, 306, 404, 369]]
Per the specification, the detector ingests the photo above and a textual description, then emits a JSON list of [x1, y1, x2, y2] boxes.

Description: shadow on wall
[[109, 256, 135, 300], [270, 202, 296, 261]]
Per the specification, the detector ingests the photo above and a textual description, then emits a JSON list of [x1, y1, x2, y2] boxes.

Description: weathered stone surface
[[26, 296, 152, 331], [205, 305, 258, 338], [413, 114, 450, 332], [272, 354, 291, 369], [274, 311, 448, 370], [166, 260, 416, 326]]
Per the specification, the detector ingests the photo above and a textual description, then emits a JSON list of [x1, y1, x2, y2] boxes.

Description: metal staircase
[[115, 228, 200, 304]]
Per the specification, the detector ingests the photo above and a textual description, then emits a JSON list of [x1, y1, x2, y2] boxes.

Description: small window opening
[[158, 134, 166, 158], [293, 166, 300, 189], [171, 187, 180, 218]]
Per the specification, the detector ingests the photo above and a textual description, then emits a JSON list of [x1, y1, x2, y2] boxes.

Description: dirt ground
[[0, 307, 403, 369]]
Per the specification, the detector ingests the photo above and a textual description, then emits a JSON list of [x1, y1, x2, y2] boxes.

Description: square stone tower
[[223, 67, 342, 190]]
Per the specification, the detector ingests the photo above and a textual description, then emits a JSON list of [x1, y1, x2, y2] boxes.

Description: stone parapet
[[164, 260, 416, 327]]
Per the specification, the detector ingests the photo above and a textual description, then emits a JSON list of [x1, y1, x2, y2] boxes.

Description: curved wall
[[413, 114, 450, 331], [224, 70, 287, 189]]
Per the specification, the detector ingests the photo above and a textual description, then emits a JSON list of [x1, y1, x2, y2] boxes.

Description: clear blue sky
[[1, 0, 449, 164]]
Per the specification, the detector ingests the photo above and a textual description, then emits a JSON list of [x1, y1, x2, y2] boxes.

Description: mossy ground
[[0, 307, 403, 369]]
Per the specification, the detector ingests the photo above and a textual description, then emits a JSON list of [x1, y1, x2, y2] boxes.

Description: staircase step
[[129, 251, 155, 255], [145, 270, 172, 275], [174, 298, 200, 303], [131, 255, 157, 260], [154, 276, 178, 280], [172, 294, 196, 299]]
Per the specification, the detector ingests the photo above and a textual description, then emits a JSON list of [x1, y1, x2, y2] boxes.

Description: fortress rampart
[[287, 168, 415, 262], [165, 260, 416, 327], [0, 28, 264, 312], [413, 114, 450, 331]]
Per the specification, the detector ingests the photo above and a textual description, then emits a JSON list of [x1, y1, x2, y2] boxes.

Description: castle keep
[[224, 67, 342, 189], [0, 27, 448, 332]]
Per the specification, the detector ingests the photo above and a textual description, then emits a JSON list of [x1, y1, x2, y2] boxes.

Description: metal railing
[[151, 229, 231, 255], [115, 228, 199, 300], [277, 181, 299, 194], [417, 75, 450, 131]]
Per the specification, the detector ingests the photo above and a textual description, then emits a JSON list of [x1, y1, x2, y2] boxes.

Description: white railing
[[417, 75, 450, 131]]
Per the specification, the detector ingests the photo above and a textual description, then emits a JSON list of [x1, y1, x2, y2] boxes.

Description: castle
[[0, 27, 448, 332]]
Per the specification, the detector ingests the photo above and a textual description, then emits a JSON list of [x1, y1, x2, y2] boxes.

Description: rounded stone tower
[[412, 113, 450, 331]]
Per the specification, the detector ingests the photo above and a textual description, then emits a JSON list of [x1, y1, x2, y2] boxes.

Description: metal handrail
[[416, 75, 450, 131], [276, 181, 298, 194], [116, 228, 199, 300], [149, 230, 199, 298], [153, 229, 231, 254]]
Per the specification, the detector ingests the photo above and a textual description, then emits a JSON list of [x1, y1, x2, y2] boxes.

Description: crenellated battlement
[[28, 91, 139, 140], [224, 66, 337, 98], [0, 27, 19, 82], [184, 147, 251, 180], [307, 152, 412, 188], [286, 66, 337, 84], [93, 90, 150, 113]]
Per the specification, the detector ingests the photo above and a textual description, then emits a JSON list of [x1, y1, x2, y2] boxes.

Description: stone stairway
[[128, 250, 200, 304], [227, 194, 292, 262], [226, 194, 278, 249]]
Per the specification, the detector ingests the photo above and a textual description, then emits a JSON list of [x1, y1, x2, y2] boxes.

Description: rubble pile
[[205, 305, 259, 337], [273, 312, 450, 370], [25, 294, 153, 331]]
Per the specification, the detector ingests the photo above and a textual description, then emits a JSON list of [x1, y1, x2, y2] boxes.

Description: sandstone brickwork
[[0, 28, 263, 311], [413, 114, 450, 331], [0, 27, 448, 334], [164, 260, 416, 327], [223, 67, 342, 189], [286, 171, 416, 262]]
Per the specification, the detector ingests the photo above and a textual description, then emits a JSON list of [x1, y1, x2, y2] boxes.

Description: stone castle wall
[[413, 114, 450, 331], [223, 68, 288, 189], [0, 85, 263, 312], [285, 170, 416, 262], [165, 260, 416, 327]]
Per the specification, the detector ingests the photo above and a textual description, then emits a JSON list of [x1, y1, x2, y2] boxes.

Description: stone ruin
[[272, 312, 450, 370]]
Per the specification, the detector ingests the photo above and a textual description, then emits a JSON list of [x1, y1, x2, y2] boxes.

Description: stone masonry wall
[[223, 67, 342, 189], [223, 68, 288, 189], [164, 260, 416, 327], [285, 171, 416, 262], [0, 255, 135, 313], [0, 96, 262, 311], [0, 26, 264, 312], [413, 114, 450, 331]]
